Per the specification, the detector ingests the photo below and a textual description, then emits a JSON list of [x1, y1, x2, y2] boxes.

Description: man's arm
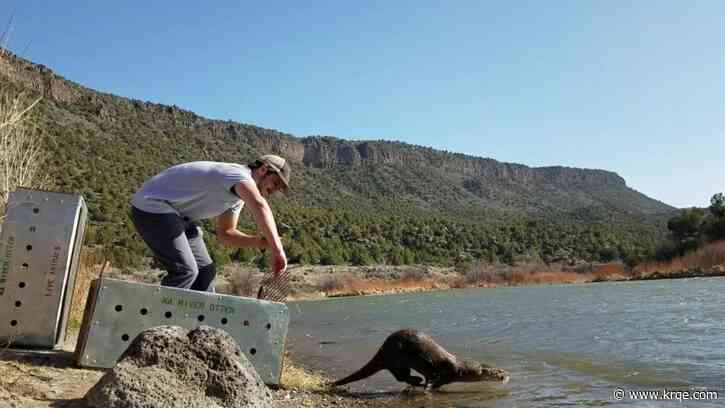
[[215, 209, 267, 249], [231, 180, 284, 253], [230, 179, 287, 274]]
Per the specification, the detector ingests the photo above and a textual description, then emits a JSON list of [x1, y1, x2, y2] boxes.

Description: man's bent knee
[[161, 262, 199, 289], [191, 263, 216, 292]]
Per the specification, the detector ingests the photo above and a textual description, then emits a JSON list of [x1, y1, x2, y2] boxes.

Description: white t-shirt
[[131, 161, 250, 221]]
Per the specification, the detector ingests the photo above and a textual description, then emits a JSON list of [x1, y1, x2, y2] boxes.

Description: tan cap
[[258, 154, 291, 191]]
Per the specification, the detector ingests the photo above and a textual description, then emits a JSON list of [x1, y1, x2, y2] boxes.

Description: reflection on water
[[288, 278, 725, 407], [326, 387, 511, 408]]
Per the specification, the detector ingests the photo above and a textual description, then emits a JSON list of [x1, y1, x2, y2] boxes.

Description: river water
[[286, 278, 724, 407]]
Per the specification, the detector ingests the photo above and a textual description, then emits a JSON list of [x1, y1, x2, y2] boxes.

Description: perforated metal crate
[[75, 278, 289, 385], [0, 188, 87, 349]]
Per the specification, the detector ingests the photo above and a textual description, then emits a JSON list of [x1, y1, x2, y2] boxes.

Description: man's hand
[[269, 249, 287, 276]]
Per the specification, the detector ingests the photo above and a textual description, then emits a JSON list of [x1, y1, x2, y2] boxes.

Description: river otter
[[331, 329, 510, 390]]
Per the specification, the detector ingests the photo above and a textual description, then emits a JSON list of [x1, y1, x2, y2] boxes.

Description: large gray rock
[[84, 325, 273, 408]]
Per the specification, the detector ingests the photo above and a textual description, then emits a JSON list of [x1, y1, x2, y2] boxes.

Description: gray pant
[[130, 206, 216, 292]]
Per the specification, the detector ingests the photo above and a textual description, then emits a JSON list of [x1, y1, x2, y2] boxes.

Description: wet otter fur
[[331, 329, 509, 390]]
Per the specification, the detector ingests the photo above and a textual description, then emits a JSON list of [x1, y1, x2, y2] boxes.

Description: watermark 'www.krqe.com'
[[613, 388, 719, 402]]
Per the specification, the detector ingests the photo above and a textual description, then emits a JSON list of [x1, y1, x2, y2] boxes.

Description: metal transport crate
[[0, 188, 87, 349], [75, 278, 290, 385]]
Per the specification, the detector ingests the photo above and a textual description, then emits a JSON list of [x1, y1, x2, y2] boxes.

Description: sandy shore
[[0, 336, 394, 408]]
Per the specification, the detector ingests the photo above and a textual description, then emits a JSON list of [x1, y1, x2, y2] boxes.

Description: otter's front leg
[[422, 374, 436, 391], [390, 365, 424, 387], [424, 375, 446, 391], [406, 375, 423, 387]]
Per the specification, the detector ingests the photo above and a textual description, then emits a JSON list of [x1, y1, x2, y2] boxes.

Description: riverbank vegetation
[[656, 193, 725, 260], [634, 240, 725, 279], [636, 193, 725, 279]]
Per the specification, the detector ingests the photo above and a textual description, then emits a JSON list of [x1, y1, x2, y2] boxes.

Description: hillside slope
[[0, 50, 675, 267]]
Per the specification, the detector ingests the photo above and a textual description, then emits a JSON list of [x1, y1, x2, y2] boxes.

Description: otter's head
[[458, 360, 510, 383]]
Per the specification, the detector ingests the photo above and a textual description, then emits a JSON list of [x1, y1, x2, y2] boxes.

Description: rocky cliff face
[[0, 49, 623, 188], [0, 50, 83, 103], [295, 136, 625, 187]]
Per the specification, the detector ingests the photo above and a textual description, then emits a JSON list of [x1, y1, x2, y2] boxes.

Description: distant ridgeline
[[0, 50, 676, 269]]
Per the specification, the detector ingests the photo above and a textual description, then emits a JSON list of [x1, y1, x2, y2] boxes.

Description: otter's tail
[[331, 349, 385, 387]]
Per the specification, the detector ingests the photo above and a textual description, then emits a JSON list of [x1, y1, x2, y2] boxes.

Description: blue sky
[[3, 1, 723, 208]]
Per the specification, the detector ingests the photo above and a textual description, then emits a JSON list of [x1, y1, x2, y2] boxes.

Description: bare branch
[[0, 88, 49, 215]]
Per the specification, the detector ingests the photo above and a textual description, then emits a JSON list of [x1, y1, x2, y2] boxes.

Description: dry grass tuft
[[318, 275, 346, 293], [279, 357, 330, 391], [225, 264, 260, 297], [593, 263, 627, 281], [634, 240, 725, 277], [67, 247, 108, 330], [319, 274, 443, 297], [400, 267, 426, 282], [448, 261, 626, 288]]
